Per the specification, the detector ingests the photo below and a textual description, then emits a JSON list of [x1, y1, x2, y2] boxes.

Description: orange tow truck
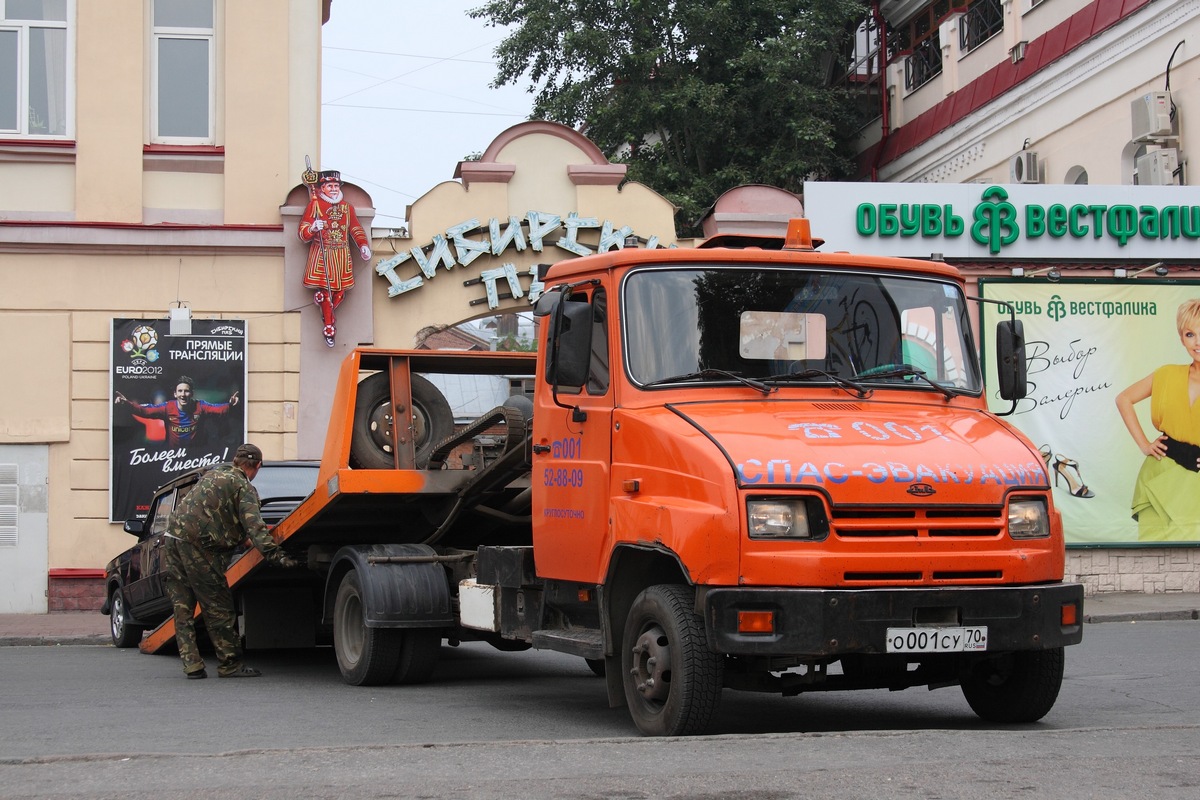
[[142, 219, 1082, 736]]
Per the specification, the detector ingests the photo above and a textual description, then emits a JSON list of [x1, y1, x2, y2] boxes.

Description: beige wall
[[0, 0, 323, 589]]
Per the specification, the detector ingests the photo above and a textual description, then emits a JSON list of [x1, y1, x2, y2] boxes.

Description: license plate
[[885, 626, 988, 653]]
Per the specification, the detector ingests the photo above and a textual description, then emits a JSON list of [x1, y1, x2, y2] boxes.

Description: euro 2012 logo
[[121, 325, 160, 361]]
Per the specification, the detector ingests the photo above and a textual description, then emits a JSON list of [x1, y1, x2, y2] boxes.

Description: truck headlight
[[748, 499, 826, 540], [1008, 498, 1050, 539]]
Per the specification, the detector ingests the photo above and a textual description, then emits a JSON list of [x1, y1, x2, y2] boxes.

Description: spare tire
[[350, 372, 454, 469]]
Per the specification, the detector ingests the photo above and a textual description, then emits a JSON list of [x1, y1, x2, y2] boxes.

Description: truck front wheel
[[960, 647, 1065, 723], [333, 569, 401, 685], [621, 584, 723, 736]]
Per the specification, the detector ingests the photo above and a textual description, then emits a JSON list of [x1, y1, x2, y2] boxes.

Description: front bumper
[[704, 583, 1084, 657]]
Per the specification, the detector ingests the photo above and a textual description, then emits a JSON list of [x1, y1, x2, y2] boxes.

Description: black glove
[[275, 554, 303, 569]]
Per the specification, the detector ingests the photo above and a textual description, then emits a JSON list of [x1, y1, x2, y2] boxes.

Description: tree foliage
[[470, 0, 871, 236]]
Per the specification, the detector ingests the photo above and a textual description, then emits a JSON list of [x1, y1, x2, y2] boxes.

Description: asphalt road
[[1, 620, 1197, 799]]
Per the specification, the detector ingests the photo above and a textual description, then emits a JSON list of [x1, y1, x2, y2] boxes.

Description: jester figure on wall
[[299, 167, 372, 347]]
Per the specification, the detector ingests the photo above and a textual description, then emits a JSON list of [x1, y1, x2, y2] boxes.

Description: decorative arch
[[455, 120, 627, 187]]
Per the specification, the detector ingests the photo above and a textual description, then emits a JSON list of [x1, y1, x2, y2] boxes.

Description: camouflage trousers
[[164, 536, 244, 677]]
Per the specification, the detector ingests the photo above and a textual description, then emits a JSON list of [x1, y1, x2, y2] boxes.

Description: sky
[[320, 1, 534, 231]]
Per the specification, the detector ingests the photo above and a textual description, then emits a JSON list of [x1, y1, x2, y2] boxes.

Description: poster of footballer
[[109, 318, 247, 523]]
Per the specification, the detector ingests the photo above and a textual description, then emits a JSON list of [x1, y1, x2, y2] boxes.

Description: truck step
[[531, 626, 604, 659]]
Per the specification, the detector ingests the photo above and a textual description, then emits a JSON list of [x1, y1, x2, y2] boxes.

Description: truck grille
[[831, 506, 1002, 538]]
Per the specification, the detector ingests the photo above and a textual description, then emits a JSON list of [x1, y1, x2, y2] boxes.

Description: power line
[[324, 45, 495, 65], [324, 103, 526, 118]]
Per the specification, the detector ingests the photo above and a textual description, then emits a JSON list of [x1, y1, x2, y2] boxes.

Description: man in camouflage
[[164, 443, 300, 679]]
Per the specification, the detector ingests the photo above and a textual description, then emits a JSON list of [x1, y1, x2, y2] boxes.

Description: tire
[[109, 587, 144, 648], [392, 628, 441, 684], [350, 372, 454, 469], [585, 658, 606, 678], [960, 647, 1065, 723], [621, 584, 723, 736], [333, 569, 401, 686]]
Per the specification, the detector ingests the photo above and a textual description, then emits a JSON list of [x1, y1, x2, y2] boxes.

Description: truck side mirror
[[545, 298, 593, 389], [995, 319, 1028, 400]]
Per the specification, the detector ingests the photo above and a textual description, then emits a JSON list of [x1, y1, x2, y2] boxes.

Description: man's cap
[[234, 443, 263, 463], [318, 170, 341, 184]]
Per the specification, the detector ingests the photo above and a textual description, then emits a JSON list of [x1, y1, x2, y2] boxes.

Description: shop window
[[151, 0, 213, 143], [0, 0, 70, 137]]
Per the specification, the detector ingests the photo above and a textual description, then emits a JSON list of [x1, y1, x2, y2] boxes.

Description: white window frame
[[0, 0, 74, 139], [150, 0, 214, 145]]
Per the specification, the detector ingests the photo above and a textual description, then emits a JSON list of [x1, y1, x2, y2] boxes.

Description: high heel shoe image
[[1053, 454, 1094, 498], [1039, 444, 1052, 470]]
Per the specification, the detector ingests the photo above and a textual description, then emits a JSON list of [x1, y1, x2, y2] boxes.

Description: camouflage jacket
[[166, 463, 282, 559]]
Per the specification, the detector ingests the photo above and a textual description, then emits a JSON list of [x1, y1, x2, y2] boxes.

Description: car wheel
[[109, 588, 144, 648], [333, 568, 401, 686], [350, 372, 454, 469]]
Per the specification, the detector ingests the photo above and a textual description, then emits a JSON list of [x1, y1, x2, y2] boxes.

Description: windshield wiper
[[851, 364, 957, 400], [764, 369, 871, 399], [641, 369, 773, 395]]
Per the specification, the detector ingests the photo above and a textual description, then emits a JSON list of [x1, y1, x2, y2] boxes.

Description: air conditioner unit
[[1009, 151, 1040, 184], [1136, 148, 1179, 185], [1131, 91, 1173, 142]]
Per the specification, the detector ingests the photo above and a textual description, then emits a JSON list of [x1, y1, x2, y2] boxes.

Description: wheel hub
[[629, 625, 672, 703]]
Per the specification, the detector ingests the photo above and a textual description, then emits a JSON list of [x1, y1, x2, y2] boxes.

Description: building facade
[[0, 0, 331, 612], [826, 0, 1200, 593]]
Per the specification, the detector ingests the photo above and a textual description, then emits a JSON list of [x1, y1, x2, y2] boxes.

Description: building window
[[0, 0, 70, 137], [959, 0, 1003, 54], [151, 0, 213, 143], [834, 15, 884, 125], [0, 463, 16, 548], [895, 0, 951, 92]]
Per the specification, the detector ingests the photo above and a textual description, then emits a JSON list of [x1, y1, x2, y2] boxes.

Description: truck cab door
[[532, 286, 613, 584]]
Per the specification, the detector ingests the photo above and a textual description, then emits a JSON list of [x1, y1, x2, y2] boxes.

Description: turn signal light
[[737, 610, 775, 634], [1061, 603, 1078, 626]]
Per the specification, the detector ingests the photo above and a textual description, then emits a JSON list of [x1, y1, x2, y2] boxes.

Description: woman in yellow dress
[[1115, 299, 1200, 541]]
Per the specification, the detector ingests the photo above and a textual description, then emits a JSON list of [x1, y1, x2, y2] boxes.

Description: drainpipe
[[871, 0, 890, 183]]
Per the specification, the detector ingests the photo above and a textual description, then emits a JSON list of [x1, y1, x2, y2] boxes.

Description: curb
[[0, 635, 112, 647], [1083, 608, 1200, 624]]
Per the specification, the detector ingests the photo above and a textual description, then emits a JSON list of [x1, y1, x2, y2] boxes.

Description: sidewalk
[[0, 593, 1196, 647]]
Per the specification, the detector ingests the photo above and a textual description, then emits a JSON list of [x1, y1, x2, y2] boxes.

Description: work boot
[[186, 668, 208, 680], [219, 665, 262, 678]]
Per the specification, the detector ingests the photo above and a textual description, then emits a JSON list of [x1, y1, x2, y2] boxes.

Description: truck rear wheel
[[392, 628, 440, 684], [960, 647, 1065, 723], [350, 372, 453, 469], [621, 584, 723, 736], [333, 569, 401, 685]]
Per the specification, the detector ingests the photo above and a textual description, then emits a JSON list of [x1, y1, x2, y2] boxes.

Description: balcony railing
[[959, 0, 1003, 54], [904, 34, 942, 91]]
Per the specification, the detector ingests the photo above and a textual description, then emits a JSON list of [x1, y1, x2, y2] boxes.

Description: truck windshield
[[622, 265, 982, 394]]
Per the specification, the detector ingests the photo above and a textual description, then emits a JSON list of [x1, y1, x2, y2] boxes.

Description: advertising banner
[[109, 319, 247, 523], [979, 281, 1200, 545]]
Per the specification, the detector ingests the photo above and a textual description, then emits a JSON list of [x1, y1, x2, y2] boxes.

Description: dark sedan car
[[101, 461, 319, 647]]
